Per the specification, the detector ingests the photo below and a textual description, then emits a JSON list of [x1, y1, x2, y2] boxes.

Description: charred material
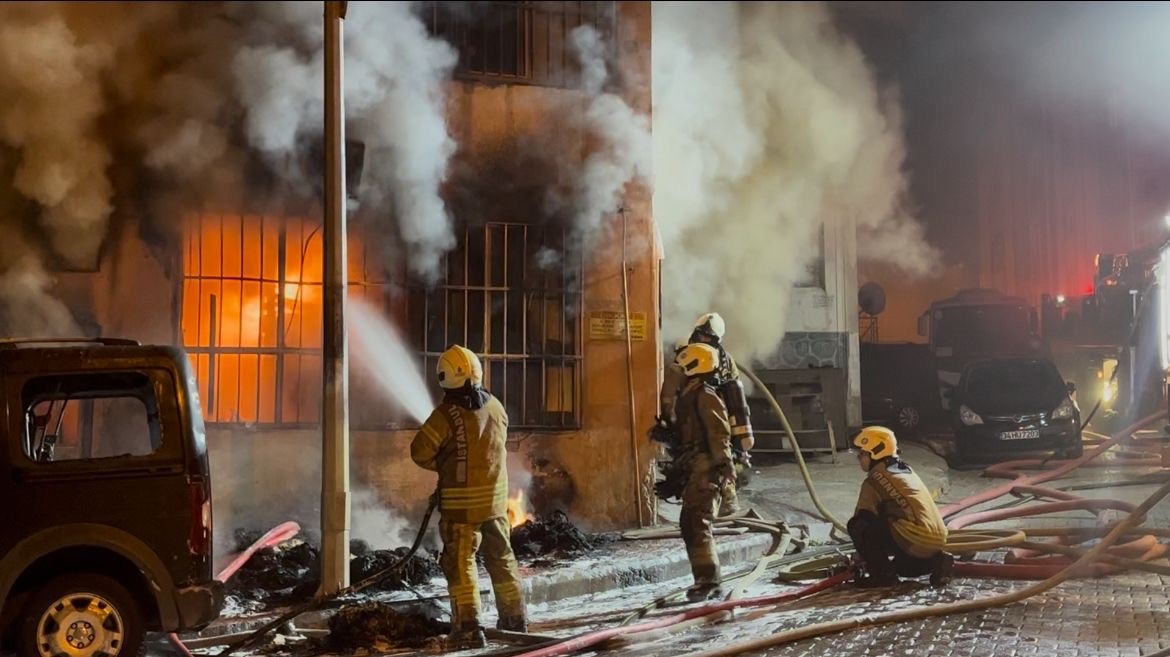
[[226, 532, 442, 609], [324, 601, 446, 653], [510, 510, 609, 559]]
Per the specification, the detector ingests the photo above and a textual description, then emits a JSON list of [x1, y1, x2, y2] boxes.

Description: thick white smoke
[[0, 8, 113, 271], [653, 1, 939, 358], [555, 25, 652, 250], [231, 1, 459, 282], [0, 243, 81, 337]]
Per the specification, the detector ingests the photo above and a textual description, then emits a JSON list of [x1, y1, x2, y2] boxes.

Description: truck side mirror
[[917, 313, 928, 338]]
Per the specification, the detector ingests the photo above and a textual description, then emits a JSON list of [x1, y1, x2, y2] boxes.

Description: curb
[[185, 532, 775, 640]]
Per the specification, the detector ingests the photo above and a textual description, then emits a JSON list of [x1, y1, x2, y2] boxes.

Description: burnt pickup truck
[[0, 339, 221, 657]]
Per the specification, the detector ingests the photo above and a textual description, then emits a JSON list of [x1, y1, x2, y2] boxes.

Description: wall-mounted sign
[[589, 311, 646, 341]]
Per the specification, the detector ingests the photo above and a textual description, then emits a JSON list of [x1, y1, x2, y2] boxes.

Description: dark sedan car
[[952, 357, 1084, 465]]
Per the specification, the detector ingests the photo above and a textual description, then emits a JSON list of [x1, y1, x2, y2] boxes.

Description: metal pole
[[319, 0, 350, 595]]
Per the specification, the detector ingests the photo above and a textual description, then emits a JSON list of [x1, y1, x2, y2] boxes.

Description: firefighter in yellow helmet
[[411, 345, 527, 649], [659, 313, 754, 516], [673, 342, 736, 601], [848, 426, 953, 588]]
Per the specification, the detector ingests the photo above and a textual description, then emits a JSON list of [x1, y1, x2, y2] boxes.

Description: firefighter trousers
[[439, 516, 527, 629], [680, 470, 724, 587], [847, 510, 936, 578], [718, 477, 740, 516]]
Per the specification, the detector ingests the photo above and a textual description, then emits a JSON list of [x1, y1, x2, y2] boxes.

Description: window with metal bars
[[181, 215, 581, 430], [421, 1, 615, 88], [403, 222, 583, 430], [181, 214, 383, 427]]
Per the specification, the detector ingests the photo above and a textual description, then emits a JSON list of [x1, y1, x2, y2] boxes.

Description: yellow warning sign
[[589, 311, 647, 341]]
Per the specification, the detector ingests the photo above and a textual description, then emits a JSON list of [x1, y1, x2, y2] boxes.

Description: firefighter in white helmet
[[849, 426, 953, 588], [658, 313, 754, 516], [411, 345, 527, 648], [673, 342, 736, 601]]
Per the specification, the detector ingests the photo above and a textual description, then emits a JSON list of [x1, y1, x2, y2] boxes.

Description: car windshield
[[963, 359, 1066, 414]]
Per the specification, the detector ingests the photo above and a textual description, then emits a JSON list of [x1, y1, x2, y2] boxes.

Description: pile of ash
[[323, 601, 447, 653], [224, 532, 442, 611], [510, 510, 611, 560]]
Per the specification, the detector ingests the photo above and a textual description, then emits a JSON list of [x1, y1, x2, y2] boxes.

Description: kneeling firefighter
[[848, 426, 953, 588], [658, 313, 754, 515], [674, 342, 737, 601], [411, 345, 527, 649]]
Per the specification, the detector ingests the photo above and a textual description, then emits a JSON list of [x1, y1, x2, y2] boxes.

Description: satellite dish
[[859, 282, 887, 316]]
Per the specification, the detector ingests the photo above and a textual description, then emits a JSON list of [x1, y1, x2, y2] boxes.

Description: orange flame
[[506, 489, 532, 528]]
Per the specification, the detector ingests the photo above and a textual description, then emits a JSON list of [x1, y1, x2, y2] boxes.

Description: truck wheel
[[18, 574, 145, 657]]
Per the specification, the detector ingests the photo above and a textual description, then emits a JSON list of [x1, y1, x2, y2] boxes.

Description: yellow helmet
[[675, 343, 720, 377], [853, 426, 898, 460], [437, 345, 483, 389]]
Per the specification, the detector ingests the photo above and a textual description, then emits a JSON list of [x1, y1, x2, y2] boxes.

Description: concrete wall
[[781, 219, 861, 427]]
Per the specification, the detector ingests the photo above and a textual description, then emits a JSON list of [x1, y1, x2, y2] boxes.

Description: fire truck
[[1042, 241, 1170, 427]]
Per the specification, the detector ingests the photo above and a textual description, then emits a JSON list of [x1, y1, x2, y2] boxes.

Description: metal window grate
[[422, 1, 616, 88], [406, 222, 583, 430]]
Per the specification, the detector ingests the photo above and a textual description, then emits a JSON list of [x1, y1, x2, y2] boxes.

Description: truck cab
[[0, 339, 221, 656]]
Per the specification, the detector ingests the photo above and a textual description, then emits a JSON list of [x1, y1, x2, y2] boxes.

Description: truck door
[[6, 367, 205, 586]]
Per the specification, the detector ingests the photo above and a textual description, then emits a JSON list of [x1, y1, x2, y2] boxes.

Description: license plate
[[1000, 429, 1040, 441]]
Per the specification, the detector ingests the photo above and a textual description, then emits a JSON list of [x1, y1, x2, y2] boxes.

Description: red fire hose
[[168, 522, 303, 656]]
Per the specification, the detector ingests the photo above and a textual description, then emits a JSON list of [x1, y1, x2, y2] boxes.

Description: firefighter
[[674, 342, 736, 601], [848, 426, 954, 588], [411, 345, 527, 649], [659, 313, 754, 516]]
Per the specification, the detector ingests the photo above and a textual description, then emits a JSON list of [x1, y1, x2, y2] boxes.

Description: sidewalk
[[183, 530, 776, 642]]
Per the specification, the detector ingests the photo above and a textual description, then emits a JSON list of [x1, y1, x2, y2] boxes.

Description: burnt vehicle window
[[21, 372, 163, 463], [963, 360, 1066, 412]]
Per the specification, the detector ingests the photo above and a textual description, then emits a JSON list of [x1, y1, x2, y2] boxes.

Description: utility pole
[[319, 0, 350, 595]]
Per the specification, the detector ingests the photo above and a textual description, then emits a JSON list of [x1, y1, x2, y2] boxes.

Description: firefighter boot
[[497, 616, 529, 633], [686, 583, 724, 602], [930, 552, 955, 588], [447, 624, 488, 650]]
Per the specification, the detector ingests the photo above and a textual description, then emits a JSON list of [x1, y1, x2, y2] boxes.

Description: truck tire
[[17, 573, 145, 657]]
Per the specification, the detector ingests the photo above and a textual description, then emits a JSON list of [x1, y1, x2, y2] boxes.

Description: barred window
[[403, 223, 583, 430], [182, 214, 378, 427], [422, 1, 615, 88], [182, 216, 581, 431]]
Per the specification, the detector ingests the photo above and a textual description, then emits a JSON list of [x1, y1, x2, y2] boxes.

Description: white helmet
[[437, 345, 483, 389], [693, 313, 726, 341], [675, 343, 720, 377]]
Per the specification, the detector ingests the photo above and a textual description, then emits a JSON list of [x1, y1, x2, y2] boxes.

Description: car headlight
[[1052, 398, 1076, 421], [959, 404, 983, 426]]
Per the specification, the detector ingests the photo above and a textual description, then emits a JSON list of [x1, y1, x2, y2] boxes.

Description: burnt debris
[[510, 510, 610, 559], [324, 601, 447, 653], [225, 531, 442, 611]]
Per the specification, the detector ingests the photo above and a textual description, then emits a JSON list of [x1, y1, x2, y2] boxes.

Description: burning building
[[0, 1, 929, 541]]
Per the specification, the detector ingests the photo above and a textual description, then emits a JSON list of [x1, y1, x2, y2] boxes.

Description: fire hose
[[740, 365, 1027, 553], [675, 474, 1170, 657]]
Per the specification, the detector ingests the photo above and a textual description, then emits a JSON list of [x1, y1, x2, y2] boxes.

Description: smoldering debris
[[350, 546, 444, 590], [225, 531, 442, 612], [510, 511, 611, 560], [324, 601, 447, 653]]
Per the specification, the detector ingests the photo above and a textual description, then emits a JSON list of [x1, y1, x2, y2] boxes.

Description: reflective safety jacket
[[855, 458, 948, 558], [411, 393, 510, 525]]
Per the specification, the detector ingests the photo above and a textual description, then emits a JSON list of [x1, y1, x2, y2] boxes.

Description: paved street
[[144, 436, 1170, 657]]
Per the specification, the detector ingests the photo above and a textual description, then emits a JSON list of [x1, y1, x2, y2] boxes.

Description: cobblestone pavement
[[565, 571, 1170, 657]]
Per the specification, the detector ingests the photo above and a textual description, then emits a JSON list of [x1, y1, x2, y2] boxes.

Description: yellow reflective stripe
[[442, 483, 506, 498], [443, 499, 499, 509], [420, 421, 444, 446]]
